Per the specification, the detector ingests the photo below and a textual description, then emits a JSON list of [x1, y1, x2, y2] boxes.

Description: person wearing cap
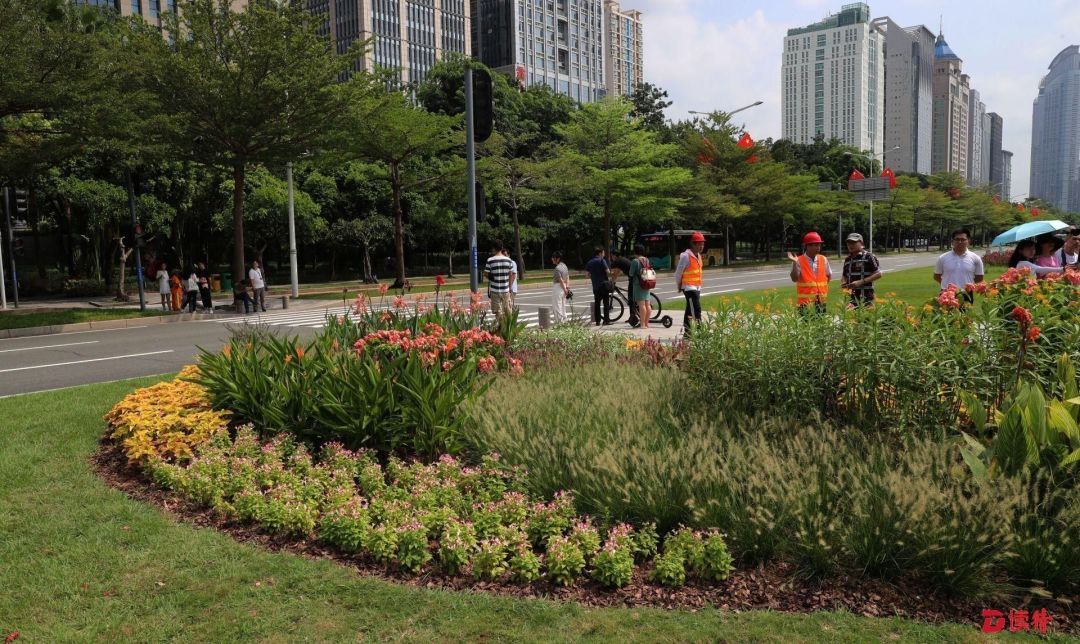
[[550, 251, 570, 324], [788, 232, 832, 314], [674, 232, 706, 332], [840, 233, 881, 308], [934, 228, 984, 292]]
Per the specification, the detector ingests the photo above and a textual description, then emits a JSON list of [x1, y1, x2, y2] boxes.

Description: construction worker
[[787, 231, 832, 314], [674, 231, 706, 333]]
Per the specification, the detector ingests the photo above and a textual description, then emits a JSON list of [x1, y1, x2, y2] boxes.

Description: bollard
[[538, 307, 550, 329], [281, 295, 289, 310]]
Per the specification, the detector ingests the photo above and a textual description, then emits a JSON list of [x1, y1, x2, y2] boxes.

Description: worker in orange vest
[[675, 231, 706, 332], [787, 231, 832, 314]]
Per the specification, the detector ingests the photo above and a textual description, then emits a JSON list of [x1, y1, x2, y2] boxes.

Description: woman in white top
[[1008, 239, 1065, 277], [157, 262, 171, 311]]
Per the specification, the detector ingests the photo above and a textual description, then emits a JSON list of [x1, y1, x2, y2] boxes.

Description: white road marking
[[0, 350, 175, 374], [0, 325, 149, 341], [0, 340, 100, 353]]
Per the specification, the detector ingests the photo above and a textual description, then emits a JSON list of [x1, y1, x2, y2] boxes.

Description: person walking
[[674, 232, 705, 332], [839, 233, 881, 308], [248, 260, 267, 312], [610, 250, 638, 327], [196, 262, 213, 311], [550, 251, 570, 324], [483, 240, 514, 323], [934, 228, 984, 294], [788, 231, 832, 314], [184, 266, 200, 313], [628, 244, 654, 329], [584, 247, 612, 325], [157, 262, 171, 311], [169, 270, 183, 311]]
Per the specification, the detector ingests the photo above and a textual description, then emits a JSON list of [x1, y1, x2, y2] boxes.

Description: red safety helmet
[[690, 231, 706, 243], [802, 231, 824, 245]]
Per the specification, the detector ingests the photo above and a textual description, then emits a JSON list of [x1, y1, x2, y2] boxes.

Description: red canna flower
[[435, 274, 446, 287], [1010, 306, 1033, 325], [1027, 326, 1041, 342]]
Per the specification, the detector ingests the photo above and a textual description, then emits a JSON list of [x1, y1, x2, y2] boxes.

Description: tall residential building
[[473, 0, 607, 103], [871, 18, 933, 174], [604, 0, 643, 98], [304, 0, 470, 85], [74, 0, 205, 23], [1030, 45, 1080, 213], [931, 31, 969, 177], [988, 112, 1005, 198], [1002, 150, 1013, 202], [967, 87, 986, 186], [781, 3, 884, 152], [981, 112, 992, 186]]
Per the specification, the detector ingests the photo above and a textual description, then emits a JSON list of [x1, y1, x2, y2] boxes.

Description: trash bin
[[211, 274, 222, 292], [221, 272, 232, 291]]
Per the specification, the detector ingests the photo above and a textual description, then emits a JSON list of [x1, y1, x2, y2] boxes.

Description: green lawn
[[696, 265, 1007, 312], [0, 307, 163, 330], [0, 378, 1058, 642]]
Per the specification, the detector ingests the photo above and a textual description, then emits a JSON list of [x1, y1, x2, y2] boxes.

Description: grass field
[[0, 307, 163, 331], [696, 265, 1007, 312], [0, 378, 1042, 642]]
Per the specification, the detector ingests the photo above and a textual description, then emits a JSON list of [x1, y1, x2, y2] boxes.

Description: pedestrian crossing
[[213, 306, 547, 330]]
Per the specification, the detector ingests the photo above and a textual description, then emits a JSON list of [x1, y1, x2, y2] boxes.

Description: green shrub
[[545, 536, 585, 586], [472, 538, 508, 581], [591, 540, 635, 588], [699, 531, 735, 582], [509, 546, 543, 583], [651, 550, 686, 587]]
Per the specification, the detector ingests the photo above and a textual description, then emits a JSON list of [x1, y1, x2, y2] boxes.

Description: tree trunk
[[62, 198, 75, 276], [330, 246, 337, 282], [602, 198, 612, 258], [391, 164, 406, 287], [115, 241, 133, 300], [511, 203, 526, 279], [231, 161, 247, 286], [29, 188, 46, 279]]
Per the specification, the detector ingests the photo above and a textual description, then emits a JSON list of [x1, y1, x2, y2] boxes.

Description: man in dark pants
[[610, 250, 638, 327], [584, 247, 612, 325], [674, 232, 706, 333]]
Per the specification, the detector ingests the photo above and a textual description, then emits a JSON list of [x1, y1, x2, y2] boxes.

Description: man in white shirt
[[248, 260, 267, 312], [934, 228, 984, 293], [1059, 228, 1080, 266]]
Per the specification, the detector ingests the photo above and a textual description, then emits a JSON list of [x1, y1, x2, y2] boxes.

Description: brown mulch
[[91, 440, 1078, 634]]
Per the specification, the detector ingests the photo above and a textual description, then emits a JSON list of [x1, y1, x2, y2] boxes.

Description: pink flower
[[936, 285, 961, 309], [477, 356, 497, 373], [1065, 270, 1080, 285], [508, 357, 524, 376], [393, 295, 407, 310], [379, 283, 390, 295]]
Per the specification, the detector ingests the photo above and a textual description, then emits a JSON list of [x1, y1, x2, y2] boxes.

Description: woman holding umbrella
[[1008, 239, 1066, 278], [1034, 234, 1065, 268]]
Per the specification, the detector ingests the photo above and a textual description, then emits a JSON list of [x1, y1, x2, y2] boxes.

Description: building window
[[131, 0, 141, 14]]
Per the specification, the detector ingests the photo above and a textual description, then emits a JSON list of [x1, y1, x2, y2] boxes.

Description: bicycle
[[604, 284, 673, 328]]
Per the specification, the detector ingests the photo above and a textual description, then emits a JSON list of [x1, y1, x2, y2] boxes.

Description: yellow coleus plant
[[104, 365, 230, 463]]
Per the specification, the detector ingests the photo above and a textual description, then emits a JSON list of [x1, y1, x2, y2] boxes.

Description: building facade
[[1002, 149, 1013, 202], [967, 87, 986, 186], [781, 3, 884, 152], [305, 0, 470, 85], [1030, 45, 1080, 213], [988, 111, 1005, 198], [604, 0, 643, 98], [931, 32, 969, 177], [871, 18, 933, 174], [74, 0, 201, 23], [473, 0, 607, 103], [981, 112, 992, 186]]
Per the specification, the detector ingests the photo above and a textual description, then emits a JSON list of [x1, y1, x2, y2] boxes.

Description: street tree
[[129, 0, 362, 283], [628, 82, 672, 133]]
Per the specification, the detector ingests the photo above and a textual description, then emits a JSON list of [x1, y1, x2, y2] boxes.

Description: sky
[[633, 0, 1080, 200]]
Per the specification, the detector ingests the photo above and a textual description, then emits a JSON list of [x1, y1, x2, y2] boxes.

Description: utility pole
[[465, 68, 478, 293], [3, 186, 18, 307], [0, 187, 7, 309], [286, 162, 298, 298], [126, 171, 146, 311]]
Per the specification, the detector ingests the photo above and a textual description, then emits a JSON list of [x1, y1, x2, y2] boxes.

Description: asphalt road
[[0, 251, 942, 397]]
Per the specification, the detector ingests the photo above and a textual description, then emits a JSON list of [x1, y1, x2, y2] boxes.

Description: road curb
[[1, 313, 217, 339]]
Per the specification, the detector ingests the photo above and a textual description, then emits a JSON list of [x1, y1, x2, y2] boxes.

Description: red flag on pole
[[881, 167, 896, 188], [849, 169, 865, 181], [737, 132, 757, 163]]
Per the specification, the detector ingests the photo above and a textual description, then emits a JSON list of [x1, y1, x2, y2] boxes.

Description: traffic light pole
[[0, 188, 8, 309], [465, 68, 479, 294], [3, 186, 17, 308], [126, 171, 147, 312]]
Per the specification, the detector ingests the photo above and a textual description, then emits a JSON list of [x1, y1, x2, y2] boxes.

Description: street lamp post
[[688, 101, 764, 266], [286, 162, 298, 299], [845, 146, 899, 254]]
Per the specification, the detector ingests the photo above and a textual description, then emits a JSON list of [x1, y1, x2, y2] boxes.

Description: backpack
[[638, 258, 657, 290]]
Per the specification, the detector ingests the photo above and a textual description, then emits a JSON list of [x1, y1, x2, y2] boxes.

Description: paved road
[[0, 251, 941, 397]]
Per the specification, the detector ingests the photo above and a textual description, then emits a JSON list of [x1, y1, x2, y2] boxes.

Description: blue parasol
[[991, 220, 1071, 247]]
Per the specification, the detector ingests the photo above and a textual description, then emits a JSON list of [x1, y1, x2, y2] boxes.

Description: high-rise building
[[1002, 149, 1013, 202], [931, 31, 969, 177], [473, 0, 607, 103], [604, 0, 643, 98], [781, 3, 884, 152], [303, 0, 470, 85], [74, 0, 209, 23], [1030, 45, 1080, 213], [981, 112, 992, 186], [871, 17, 933, 174], [988, 112, 1005, 198], [967, 87, 986, 186]]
